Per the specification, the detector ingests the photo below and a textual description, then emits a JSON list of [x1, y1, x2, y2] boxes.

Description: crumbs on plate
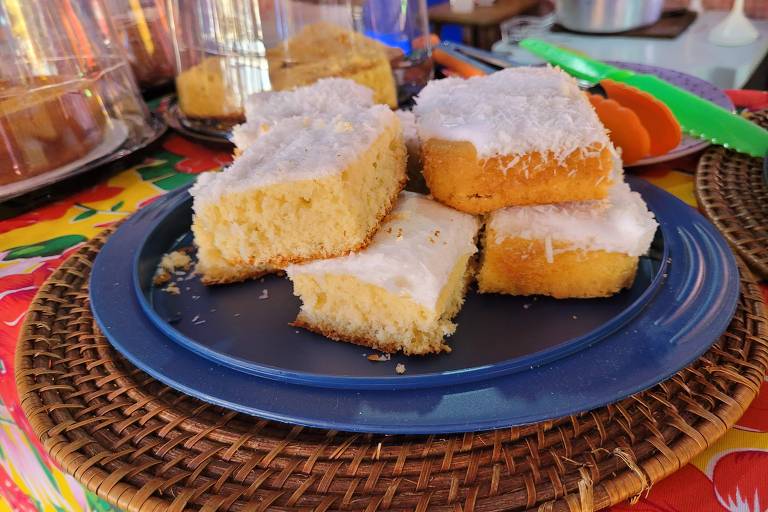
[[154, 248, 193, 287]]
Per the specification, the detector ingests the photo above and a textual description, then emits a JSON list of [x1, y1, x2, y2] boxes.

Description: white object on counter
[[450, 0, 474, 13], [708, 0, 759, 47], [493, 10, 768, 89]]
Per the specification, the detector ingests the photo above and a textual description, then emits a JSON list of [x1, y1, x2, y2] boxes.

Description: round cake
[[0, 76, 108, 186]]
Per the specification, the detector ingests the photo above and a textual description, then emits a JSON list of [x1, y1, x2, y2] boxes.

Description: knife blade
[[520, 38, 768, 158]]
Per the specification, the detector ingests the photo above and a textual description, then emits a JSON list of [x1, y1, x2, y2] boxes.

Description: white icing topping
[[232, 78, 374, 150], [488, 180, 658, 257], [395, 109, 419, 151], [192, 105, 397, 205], [413, 66, 610, 159], [287, 192, 480, 309]]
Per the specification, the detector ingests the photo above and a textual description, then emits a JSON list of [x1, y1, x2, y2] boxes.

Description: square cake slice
[[413, 66, 614, 214], [286, 192, 480, 355], [231, 78, 374, 152], [191, 105, 406, 284], [477, 181, 658, 298]]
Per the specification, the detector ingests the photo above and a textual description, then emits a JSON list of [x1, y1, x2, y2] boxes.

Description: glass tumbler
[[0, 0, 155, 193], [167, 0, 433, 128], [103, 0, 176, 88]]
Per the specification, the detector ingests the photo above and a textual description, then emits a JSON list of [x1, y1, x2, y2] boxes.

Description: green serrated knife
[[520, 38, 768, 158]]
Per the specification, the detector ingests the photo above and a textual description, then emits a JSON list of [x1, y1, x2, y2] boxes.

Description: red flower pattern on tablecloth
[[0, 184, 123, 236], [711, 450, 768, 512], [162, 135, 232, 174], [736, 382, 768, 433], [609, 464, 726, 511]]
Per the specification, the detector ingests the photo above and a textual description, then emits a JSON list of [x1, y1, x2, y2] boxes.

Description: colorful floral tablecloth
[[0, 131, 765, 512]]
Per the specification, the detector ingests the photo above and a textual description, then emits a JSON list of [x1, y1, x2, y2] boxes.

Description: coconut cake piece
[[413, 66, 614, 214], [477, 180, 658, 298], [287, 192, 481, 355], [231, 78, 374, 152], [191, 105, 406, 285]]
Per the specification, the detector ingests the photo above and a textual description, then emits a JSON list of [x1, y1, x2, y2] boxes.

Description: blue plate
[[132, 192, 664, 390], [90, 177, 739, 433]]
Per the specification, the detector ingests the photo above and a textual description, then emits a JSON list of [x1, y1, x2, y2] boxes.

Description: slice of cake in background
[[268, 22, 398, 108], [175, 56, 253, 121], [477, 180, 658, 298], [287, 192, 480, 355], [413, 66, 614, 214], [176, 23, 396, 123], [231, 78, 374, 152], [191, 105, 406, 284]]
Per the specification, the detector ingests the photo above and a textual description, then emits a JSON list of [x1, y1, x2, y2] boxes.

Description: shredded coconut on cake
[[192, 105, 398, 205], [286, 192, 480, 309], [488, 180, 658, 257], [413, 66, 610, 159], [232, 78, 374, 150]]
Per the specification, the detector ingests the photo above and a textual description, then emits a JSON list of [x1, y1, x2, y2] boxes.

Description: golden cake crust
[[478, 234, 638, 298], [290, 318, 450, 355], [421, 140, 613, 214]]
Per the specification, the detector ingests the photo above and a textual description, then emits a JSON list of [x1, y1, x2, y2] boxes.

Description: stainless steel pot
[[555, 0, 664, 34]]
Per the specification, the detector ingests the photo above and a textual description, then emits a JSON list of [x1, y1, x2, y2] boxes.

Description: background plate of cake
[[90, 71, 740, 433]]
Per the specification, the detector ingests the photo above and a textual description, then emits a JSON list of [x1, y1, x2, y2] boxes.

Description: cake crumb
[[367, 353, 391, 362], [153, 270, 171, 286], [572, 315, 578, 320], [395, 363, 406, 374], [234, 313, 241, 317], [523, 304, 530, 310], [154, 250, 192, 286], [163, 283, 180, 295], [191, 315, 200, 323], [259, 289, 269, 300]]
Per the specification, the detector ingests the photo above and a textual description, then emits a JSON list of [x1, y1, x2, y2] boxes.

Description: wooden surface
[[428, 0, 538, 26]]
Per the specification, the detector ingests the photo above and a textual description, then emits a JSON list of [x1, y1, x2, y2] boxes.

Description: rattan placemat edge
[[15, 228, 768, 512]]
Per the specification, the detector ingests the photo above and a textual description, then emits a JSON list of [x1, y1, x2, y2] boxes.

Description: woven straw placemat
[[696, 109, 768, 279], [16, 228, 767, 512]]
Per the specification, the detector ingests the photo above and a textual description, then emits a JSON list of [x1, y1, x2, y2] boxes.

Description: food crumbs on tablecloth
[[259, 289, 269, 299], [572, 315, 578, 320], [210, 308, 217, 313], [192, 295, 200, 300], [191, 314, 199, 323], [523, 303, 530, 309], [295, 330, 300, 333], [194, 319, 206, 325], [163, 283, 181, 295], [367, 353, 391, 362], [395, 363, 406, 374]]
